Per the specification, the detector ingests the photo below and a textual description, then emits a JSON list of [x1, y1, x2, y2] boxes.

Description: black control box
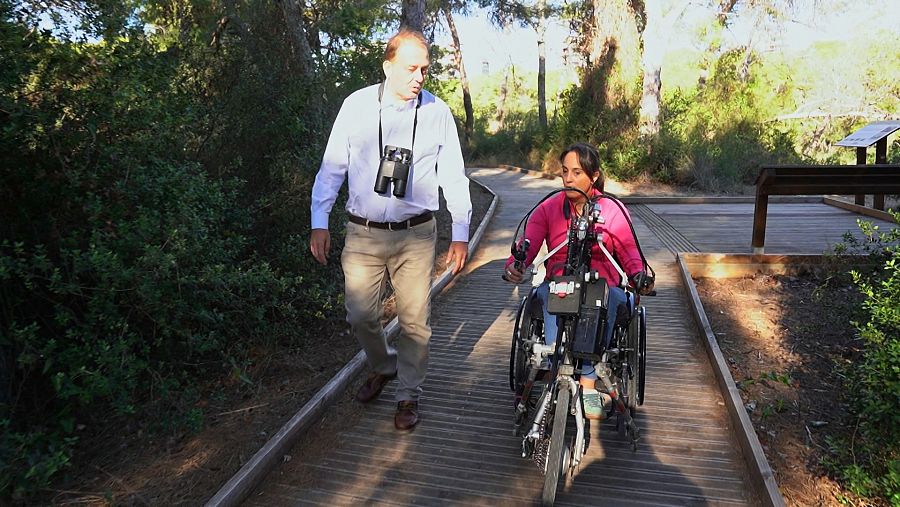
[[572, 278, 609, 360], [547, 276, 582, 315]]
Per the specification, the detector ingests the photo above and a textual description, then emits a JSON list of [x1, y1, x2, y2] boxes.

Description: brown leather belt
[[348, 211, 433, 231]]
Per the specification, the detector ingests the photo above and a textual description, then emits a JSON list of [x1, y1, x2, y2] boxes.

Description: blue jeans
[[535, 280, 630, 379]]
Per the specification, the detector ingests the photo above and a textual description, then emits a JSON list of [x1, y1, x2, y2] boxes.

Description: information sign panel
[[836, 120, 900, 148]]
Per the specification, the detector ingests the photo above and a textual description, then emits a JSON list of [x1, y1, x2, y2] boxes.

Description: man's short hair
[[384, 29, 429, 62]]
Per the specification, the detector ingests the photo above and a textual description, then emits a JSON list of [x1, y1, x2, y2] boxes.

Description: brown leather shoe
[[394, 401, 419, 431], [355, 371, 396, 403]]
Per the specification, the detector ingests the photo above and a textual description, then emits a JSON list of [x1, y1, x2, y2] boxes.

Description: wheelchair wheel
[[509, 295, 530, 392], [625, 306, 647, 410], [638, 306, 647, 406]]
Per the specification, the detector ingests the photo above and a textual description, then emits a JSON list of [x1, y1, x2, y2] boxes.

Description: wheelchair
[[508, 284, 647, 432], [503, 186, 654, 505]]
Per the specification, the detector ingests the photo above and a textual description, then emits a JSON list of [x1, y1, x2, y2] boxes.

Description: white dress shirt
[[311, 83, 472, 242]]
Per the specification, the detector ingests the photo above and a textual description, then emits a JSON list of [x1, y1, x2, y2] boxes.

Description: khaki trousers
[[341, 219, 436, 402]]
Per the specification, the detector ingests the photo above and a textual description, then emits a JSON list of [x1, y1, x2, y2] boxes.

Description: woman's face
[[560, 151, 597, 202]]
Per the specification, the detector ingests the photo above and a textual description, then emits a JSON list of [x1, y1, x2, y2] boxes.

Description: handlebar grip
[[503, 260, 526, 283], [505, 239, 529, 283]]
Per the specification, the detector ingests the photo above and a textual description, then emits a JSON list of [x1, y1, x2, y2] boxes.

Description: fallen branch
[[216, 403, 269, 417]]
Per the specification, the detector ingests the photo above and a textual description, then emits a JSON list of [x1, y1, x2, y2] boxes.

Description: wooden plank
[[764, 182, 900, 195], [755, 164, 900, 220], [856, 148, 867, 205], [620, 196, 820, 205], [875, 139, 888, 210], [823, 197, 898, 221], [680, 253, 881, 279], [657, 201, 893, 254], [676, 254, 785, 507], [752, 194, 769, 253]]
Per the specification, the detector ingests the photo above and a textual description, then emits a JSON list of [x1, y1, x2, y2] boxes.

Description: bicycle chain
[[531, 402, 552, 473]]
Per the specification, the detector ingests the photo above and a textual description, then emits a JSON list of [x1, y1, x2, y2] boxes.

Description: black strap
[[378, 82, 422, 159], [562, 193, 602, 220]]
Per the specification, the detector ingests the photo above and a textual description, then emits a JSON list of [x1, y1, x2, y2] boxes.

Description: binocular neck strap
[[378, 81, 422, 158]]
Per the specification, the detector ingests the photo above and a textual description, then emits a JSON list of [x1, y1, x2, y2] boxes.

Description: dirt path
[[694, 273, 879, 506]]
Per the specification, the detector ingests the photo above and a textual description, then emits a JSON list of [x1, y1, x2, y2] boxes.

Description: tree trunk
[[442, 7, 473, 149], [401, 0, 426, 32], [589, 0, 641, 105], [537, 0, 547, 128], [639, 0, 663, 137], [280, 0, 314, 77], [496, 21, 513, 131]]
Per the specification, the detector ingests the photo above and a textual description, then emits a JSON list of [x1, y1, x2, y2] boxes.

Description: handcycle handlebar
[[501, 238, 530, 282], [504, 186, 656, 297], [630, 271, 657, 297]]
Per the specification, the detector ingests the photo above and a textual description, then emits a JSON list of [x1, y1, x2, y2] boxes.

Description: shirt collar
[[380, 96, 417, 112]]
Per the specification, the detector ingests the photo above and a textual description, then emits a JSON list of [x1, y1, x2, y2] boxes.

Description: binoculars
[[374, 145, 412, 198]]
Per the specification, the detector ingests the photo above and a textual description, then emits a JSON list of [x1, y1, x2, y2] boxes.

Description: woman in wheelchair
[[503, 142, 653, 420]]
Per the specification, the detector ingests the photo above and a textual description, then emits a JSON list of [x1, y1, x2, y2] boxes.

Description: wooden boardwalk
[[244, 168, 894, 506], [640, 201, 881, 254]]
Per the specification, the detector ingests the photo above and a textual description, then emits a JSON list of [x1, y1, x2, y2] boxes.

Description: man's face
[[383, 41, 429, 101]]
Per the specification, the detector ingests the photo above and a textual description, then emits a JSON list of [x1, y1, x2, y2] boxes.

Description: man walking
[[309, 29, 471, 430]]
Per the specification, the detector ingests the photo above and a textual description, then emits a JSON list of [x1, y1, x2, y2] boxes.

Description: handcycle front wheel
[[542, 383, 571, 506]]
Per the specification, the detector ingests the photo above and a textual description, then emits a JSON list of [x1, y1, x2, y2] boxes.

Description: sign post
[[836, 120, 900, 210]]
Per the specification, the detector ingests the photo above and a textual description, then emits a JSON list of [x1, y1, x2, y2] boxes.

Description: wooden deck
[[242, 168, 894, 506], [642, 201, 884, 254]]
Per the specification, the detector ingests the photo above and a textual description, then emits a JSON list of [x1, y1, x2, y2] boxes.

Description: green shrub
[[826, 212, 900, 504], [468, 110, 546, 169], [0, 13, 335, 500]]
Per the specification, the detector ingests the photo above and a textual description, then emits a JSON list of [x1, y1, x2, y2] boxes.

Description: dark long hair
[[559, 142, 604, 192]]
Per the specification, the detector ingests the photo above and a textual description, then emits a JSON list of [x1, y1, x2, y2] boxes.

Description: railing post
[[752, 193, 769, 254], [855, 147, 867, 206], [874, 139, 887, 211]]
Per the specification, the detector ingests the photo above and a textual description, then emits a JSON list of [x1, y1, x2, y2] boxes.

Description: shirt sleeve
[[506, 202, 550, 270], [608, 204, 644, 277], [310, 99, 352, 231], [436, 106, 472, 242]]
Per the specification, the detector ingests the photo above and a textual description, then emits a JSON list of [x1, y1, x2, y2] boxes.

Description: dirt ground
[[694, 273, 885, 507]]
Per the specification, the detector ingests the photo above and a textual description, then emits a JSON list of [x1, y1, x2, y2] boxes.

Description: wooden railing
[[752, 164, 900, 253]]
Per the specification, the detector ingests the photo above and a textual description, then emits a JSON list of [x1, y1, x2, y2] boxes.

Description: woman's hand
[[630, 271, 655, 295], [503, 263, 525, 284]]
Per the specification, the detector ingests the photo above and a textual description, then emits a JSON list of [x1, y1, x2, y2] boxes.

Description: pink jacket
[[505, 189, 644, 287]]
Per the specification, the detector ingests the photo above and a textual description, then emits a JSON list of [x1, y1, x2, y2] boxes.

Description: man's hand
[[310, 229, 331, 265], [446, 241, 468, 275]]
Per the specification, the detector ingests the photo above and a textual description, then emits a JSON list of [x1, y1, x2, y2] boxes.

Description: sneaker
[[582, 389, 612, 420]]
